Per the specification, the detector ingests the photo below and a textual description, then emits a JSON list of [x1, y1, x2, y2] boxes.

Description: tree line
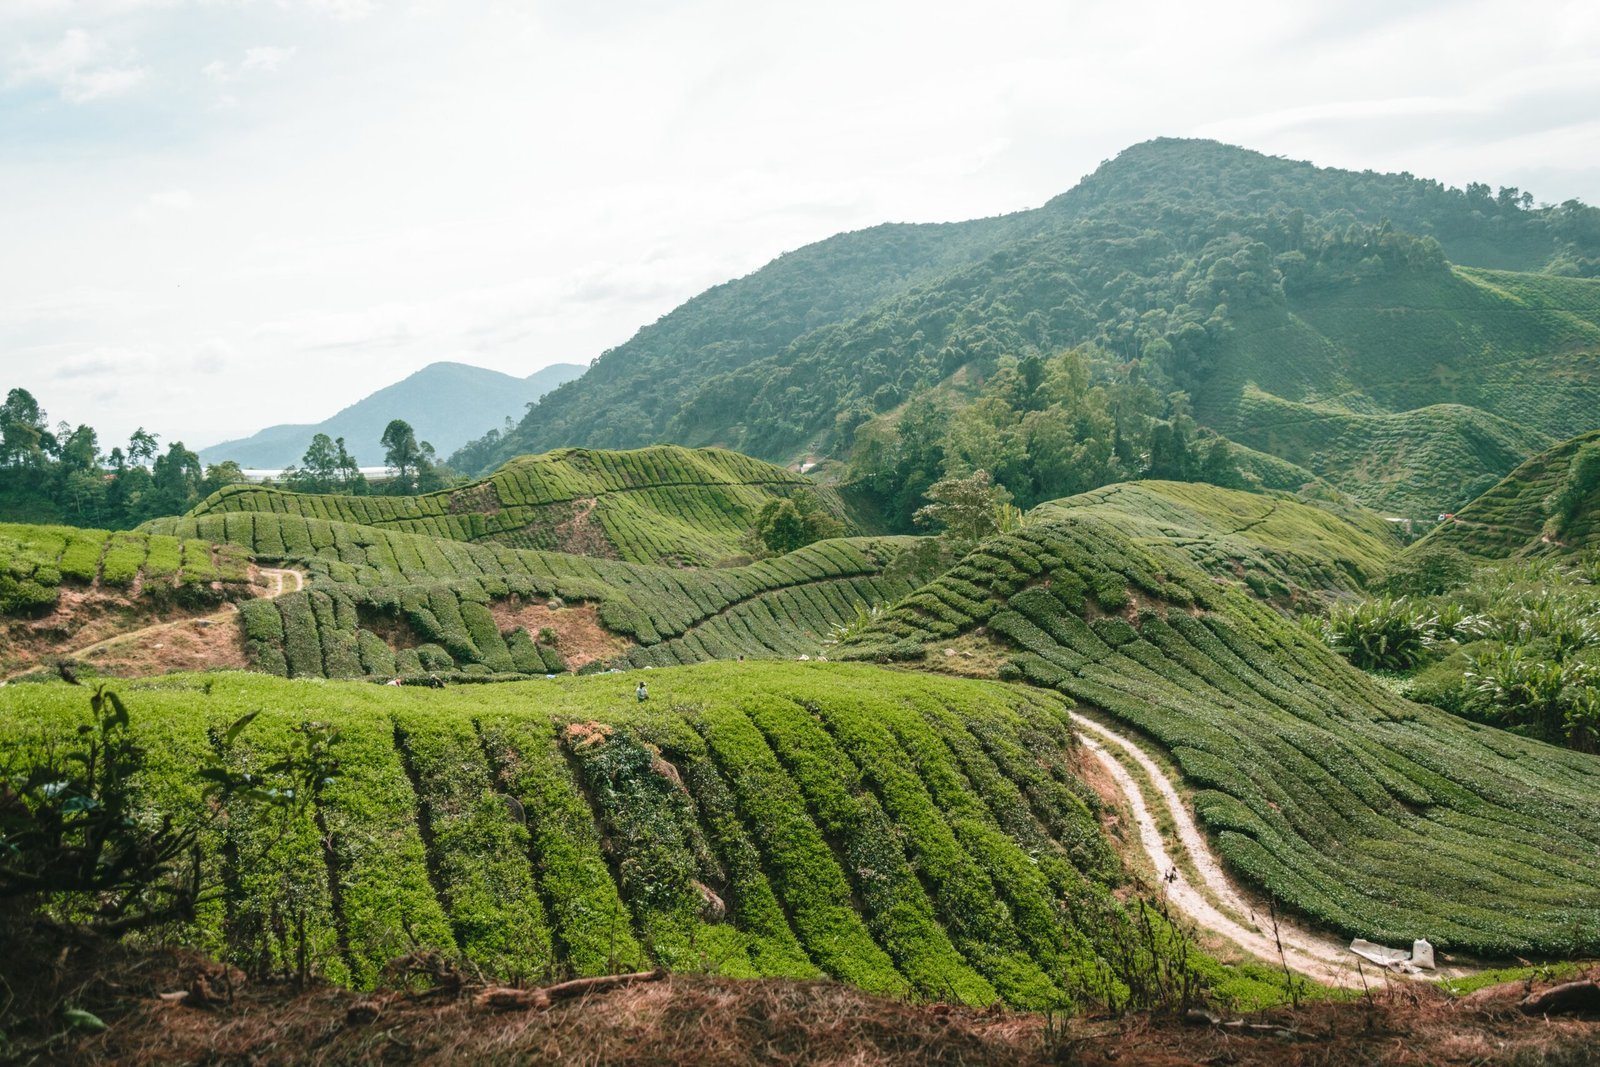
[[0, 386, 459, 529], [846, 347, 1245, 530]]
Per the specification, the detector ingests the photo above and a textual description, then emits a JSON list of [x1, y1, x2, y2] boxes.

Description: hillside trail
[[1069, 712, 1477, 990], [1, 567, 303, 684]]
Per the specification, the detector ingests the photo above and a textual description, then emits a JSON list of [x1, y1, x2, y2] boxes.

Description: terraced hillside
[[1222, 389, 1553, 519], [1405, 429, 1600, 559], [1, 522, 252, 610], [1, 522, 260, 679], [143, 508, 918, 678], [0, 665, 1221, 1010], [1036, 481, 1400, 605], [835, 516, 1600, 957], [190, 446, 850, 567]]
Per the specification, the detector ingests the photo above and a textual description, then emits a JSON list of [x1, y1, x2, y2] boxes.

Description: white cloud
[[6, 26, 146, 102], [146, 188, 194, 210], [242, 45, 295, 73], [204, 44, 296, 82], [302, 0, 377, 21]]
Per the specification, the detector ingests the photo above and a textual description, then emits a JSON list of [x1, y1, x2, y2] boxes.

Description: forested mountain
[[460, 138, 1600, 521], [202, 361, 583, 468]]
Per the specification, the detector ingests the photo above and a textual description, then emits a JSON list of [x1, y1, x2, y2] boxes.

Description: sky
[[2, 0, 1598, 457]]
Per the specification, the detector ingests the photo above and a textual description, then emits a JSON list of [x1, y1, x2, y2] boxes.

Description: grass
[[187, 445, 860, 567], [0, 663, 1200, 1006], [835, 514, 1600, 958]]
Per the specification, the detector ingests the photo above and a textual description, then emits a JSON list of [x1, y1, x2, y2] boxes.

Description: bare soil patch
[[549, 497, 619, 558], [488, 598, 632, 669], [919, 630, 1010, 678], [2, 566, 296, 681], [77, 613, 248, 676]]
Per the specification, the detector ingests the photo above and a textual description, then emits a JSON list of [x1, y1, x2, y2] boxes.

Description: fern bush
[[1320, 595, 1434, 671]]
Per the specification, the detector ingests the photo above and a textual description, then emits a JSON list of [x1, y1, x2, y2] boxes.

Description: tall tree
[[381, 419, 422, 493], [0, 388, 50, 469]]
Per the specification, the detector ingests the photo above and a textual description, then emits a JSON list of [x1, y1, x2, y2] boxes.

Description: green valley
[[5, 134, 1600, 1065]]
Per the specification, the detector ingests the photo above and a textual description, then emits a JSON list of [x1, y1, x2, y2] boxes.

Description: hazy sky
[[3, 0, 1598, 456]]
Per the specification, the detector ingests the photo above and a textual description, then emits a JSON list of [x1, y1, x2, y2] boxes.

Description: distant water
[[239, 467, 392, 483]]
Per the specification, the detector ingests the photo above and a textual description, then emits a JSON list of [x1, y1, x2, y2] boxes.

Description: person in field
[[636, 680, 649, 702]]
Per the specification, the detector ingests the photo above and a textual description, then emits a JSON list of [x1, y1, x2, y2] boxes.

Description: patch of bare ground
[[76, 613, 248, 677], [549, 497, 619, 559], [2, 587, 146, 674], [2, 566, 290, 681], [488, 597, 632, 669], [6, 932, 1595, 1067]]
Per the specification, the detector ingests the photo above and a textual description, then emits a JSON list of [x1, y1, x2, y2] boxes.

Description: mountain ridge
[[455, 138, 1600, 523], [200, 360, 584, 468]]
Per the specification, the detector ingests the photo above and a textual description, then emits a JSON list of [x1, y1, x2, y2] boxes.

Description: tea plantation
[[1406, 428, 1600, 559], [0, 521, 252, 615], [1222, 388, 1552, 519], [1035, 481, 1400, 604], [1194, 266, 1600, 518], [835, 515, 1600, 957], [0, 664, 1211, 1008], [189, 445, 854, 566], [141, 508, 917, 677]]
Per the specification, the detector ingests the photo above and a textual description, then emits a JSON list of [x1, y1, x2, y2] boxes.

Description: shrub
[[1321, 595, 1434, 671], [1462, 644, 1597, 745], [1379, 546, 1474, 596]]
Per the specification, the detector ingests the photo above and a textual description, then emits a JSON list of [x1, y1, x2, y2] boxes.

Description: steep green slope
[[199, 361, 585, 469], [836, 517, 1600, 957], [1405, 429, 1600, 559], [0, 664, 1173, 1008], [143, 508, 918, 678], [189, 446, 850, 567], [1035, 481, 1399, 604], [1220, 388, 1553, 518], [465, 138, 1600, 477]]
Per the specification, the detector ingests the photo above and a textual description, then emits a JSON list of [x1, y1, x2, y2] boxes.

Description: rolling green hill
[[1404, 429, 1600, 559], [0, 664, 1189, 1009], [458, 139, 1600, 523], [835, 515, 1600, 957], [188, 446, 851, 568], [1035, 481, 1400, 604], [141, 506, 918, 678], [1220, 388, 1553, 518]]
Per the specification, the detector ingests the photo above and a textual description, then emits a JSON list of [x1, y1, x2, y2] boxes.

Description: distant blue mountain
[[198, 361, 585, 469]]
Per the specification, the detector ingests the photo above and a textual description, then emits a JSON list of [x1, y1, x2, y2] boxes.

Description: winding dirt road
[[1070, 711, 1473, 988]]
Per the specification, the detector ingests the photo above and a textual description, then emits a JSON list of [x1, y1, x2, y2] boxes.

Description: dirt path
[[1070, 712, 1474, 989], [2, 567, 304, 683]]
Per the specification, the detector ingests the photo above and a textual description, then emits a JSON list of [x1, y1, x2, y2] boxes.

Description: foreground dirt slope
[[17, 943, 1598, 1067]]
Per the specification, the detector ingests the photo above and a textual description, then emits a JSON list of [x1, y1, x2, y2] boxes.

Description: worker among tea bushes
[[636, 680, 649, 702]]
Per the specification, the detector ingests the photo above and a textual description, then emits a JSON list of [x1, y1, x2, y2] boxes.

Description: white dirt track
[[1069, 712, 1474, 989]]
